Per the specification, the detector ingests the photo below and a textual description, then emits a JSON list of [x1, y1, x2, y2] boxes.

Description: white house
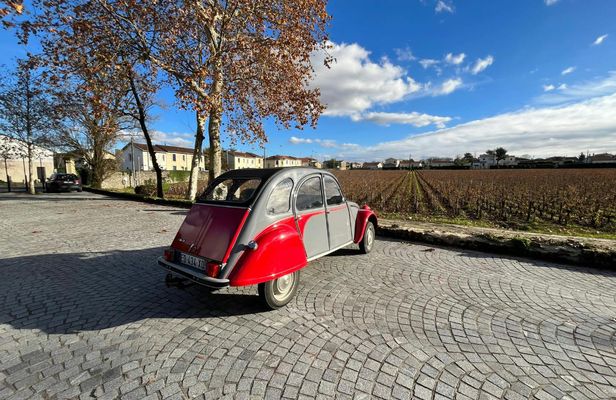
[[224, 150, 263, 169], [119, 143, 205, 171], [0, 135, 54, 184], [363, 162, 383, 170], [265, 155, 302, 168]]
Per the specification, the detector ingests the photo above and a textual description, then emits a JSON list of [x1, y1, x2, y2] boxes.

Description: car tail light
[[75, 179, 80, 184], [205, 262, 220, 278], [163, 248, 174, 262]]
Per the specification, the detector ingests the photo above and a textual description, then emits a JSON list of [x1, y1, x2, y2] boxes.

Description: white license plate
[[180, 253, 205, 270]]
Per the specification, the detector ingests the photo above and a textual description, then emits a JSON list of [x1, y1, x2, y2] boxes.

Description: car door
[[294, 174, 329, 259], [323, 175, 353, 249]]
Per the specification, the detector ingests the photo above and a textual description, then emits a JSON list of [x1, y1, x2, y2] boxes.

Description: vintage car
[[158, 167, 377, 309]]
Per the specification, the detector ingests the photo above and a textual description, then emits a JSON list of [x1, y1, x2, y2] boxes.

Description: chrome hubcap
[[273, 273, 295, 301], [366, 226, 374, 249]]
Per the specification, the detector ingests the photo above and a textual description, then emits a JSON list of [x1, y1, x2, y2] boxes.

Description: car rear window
[[199, 178, 261, 204]]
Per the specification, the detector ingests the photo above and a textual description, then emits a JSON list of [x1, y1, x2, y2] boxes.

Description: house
[[300, 157, 322, 169], [323, 159, 347, 170], [426, 158, 455, 168], [477, 153, 496, 169], [362, 162, 383, 170], [348, 162, 363, 169], [119, 143, 205, 172], [383, 158, 400, 169], [224, 150, 263, 169], [0, 135, 55, 184], [589, 153, 616, 164], [265, 155, 302, 168], [399, 160, 422, 169], [499, 155, 518, 166]]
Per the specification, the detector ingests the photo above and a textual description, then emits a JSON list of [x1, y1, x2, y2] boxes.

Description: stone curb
[[376, 222, 616, 269]]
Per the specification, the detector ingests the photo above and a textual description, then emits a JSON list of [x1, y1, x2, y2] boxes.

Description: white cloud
[[469, 55, 494, 75], [558, 83, 568, 90], [419, 59, 439, 69], [120, 130, 194, 148], [395, 47, 416, 61], [561, 66, 576, 75], [593, 34, 608, 46], [435, 0, 454, 13], [543, 84, 556, 92], [536, 71, 616, 104], [444, 52, 466, 65], [333, 93, 616, 161], [351, 111, 452, 128], [311, 42, 422, 116], [432, 78, 463, 95], [545, 0, 559, 5], [289, 136, 313, 144]]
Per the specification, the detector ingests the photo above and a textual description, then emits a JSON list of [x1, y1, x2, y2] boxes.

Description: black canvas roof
[[216, 167, 321, 182]]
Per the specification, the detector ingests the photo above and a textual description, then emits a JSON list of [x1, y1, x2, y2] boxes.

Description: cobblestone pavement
[[1, 192, 616, 400]]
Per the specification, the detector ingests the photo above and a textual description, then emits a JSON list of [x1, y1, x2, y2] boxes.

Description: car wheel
[[258, 270, 300, 309], [359, 221, 375, 254]]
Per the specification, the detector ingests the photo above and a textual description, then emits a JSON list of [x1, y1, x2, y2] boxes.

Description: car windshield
[[198, 178, 261, 204]]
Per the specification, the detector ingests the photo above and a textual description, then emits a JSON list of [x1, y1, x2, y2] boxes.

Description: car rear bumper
[[157, 257, 230, 288]]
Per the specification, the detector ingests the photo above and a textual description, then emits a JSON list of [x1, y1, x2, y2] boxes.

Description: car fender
[[354, 206, 378, 243], [229, 217, 307, 286]]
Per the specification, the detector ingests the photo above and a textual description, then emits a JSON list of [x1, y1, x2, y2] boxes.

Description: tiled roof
[[266, 155, 299, 160], [227, 150, 262, 158], [123, 143, 194, 154]]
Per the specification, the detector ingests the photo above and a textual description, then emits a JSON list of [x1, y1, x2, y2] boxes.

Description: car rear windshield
[[54, 174, 78, 181], [198, 178, 261, 205]]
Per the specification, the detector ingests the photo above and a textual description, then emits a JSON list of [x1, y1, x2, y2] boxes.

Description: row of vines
[[334, 169, 616, 232]]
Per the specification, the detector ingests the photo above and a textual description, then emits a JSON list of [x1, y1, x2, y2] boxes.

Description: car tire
[[359, 221, 375, 254], [258, 270, 300, 309]]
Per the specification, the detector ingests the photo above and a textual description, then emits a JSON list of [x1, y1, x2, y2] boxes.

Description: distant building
[[224, 150, 263, 169], [399, 160, 422, 169], [119, 143, 206, 171], [348, 161, 364, 169], [265, 155, 302, 168], [299, 157, 322, 169], [426, 158, 455, 168], [323, 159, 347, 170], [477, 153, 496, 169], [362, 162, 383, 170], [383, 158, 400, 169], [0, 135, 54, 184], [589, 153, 616, 164]]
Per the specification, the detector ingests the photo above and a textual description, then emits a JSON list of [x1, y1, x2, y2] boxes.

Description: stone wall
[[101, 170, 209, 189]]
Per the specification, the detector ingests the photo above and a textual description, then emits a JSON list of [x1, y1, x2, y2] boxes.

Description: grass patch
[[379, 212, 616, 240]]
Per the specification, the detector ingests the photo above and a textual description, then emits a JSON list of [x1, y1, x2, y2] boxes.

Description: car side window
[[267, 178, 293, 215], [296, 176, 323, 211], [324, 176, 344, 206]]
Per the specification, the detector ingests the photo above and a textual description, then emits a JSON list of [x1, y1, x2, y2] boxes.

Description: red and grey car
[[159, 167, 377, 309]]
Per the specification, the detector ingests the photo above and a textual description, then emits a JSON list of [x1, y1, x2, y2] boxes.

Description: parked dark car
[[46, 173, 82, 193]]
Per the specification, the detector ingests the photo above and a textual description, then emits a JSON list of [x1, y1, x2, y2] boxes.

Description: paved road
[[1, 192, 615, 400]]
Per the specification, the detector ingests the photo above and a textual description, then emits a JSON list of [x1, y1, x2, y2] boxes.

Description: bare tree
[[0, 60, 57, 194]]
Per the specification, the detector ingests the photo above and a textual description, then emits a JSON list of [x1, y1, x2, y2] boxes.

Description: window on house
[[173, 166, 177, 170], [183, 154, 186, 161], [173, 154, 177, 161]]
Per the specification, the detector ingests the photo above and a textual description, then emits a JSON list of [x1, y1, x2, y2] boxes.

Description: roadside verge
[[378, 219, 616, 269]]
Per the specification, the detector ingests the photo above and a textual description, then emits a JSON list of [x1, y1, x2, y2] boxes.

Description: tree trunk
[[27, 144, 35, 194], [208, 108, 222, 183], [207, 62, 224, 183], [128, 71, 164, 198], [186, 111, 206, 200]]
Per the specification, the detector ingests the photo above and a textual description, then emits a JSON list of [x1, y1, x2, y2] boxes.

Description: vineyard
[[333, 169, 616, 235]]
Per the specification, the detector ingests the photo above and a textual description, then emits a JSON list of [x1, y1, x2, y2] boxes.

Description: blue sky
[[1, 0, 615, 161]]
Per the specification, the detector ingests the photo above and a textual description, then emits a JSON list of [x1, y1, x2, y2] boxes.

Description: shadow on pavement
[[0, 247, 267, 335]]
